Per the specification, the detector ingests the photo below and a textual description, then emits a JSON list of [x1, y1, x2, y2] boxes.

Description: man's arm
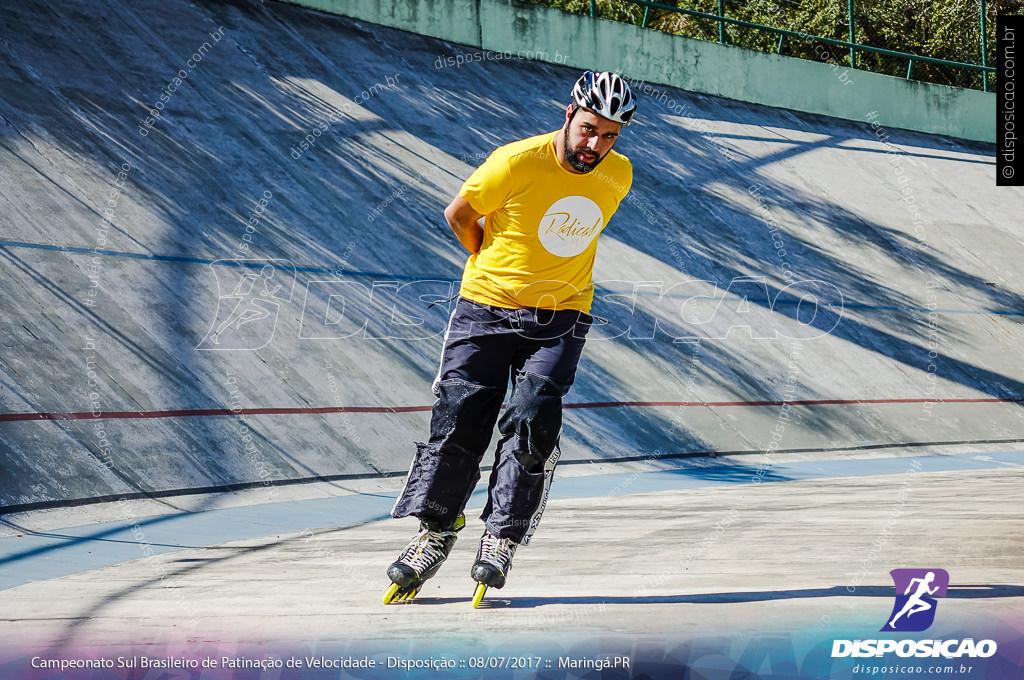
[[443, 195, 486, 254]]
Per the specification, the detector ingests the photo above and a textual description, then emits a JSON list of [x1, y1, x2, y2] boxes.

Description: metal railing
[[582, 0, 996, 91]]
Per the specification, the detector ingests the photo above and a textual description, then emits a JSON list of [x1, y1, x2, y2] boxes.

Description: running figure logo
[[881, 568, 949, 632], [197, 260, 295, 350]]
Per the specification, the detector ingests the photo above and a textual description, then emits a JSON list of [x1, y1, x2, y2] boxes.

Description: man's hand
[[443, 195, 485, 254]]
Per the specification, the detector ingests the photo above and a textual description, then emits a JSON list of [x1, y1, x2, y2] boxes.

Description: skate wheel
[[471, 582, 487, 609], [383, 583, 402, 605]]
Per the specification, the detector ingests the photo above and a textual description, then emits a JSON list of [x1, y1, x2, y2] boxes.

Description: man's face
[[562, 106, 622, 173]]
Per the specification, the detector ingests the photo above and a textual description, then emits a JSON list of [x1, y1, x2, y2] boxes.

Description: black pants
[[392, 296, 591, 544]]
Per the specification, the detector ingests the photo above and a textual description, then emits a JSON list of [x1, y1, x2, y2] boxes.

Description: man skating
[[384, 71, 636, 607]]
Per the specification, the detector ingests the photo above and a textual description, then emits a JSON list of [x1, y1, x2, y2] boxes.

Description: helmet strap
[[566, 104, 580, 126]]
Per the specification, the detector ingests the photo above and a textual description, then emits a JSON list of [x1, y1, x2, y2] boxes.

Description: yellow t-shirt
[[457, 131, 632, 313]]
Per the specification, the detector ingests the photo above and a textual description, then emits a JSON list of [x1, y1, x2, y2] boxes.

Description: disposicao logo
[[831, 569, 998, 659], [882, 568, 948, 632]]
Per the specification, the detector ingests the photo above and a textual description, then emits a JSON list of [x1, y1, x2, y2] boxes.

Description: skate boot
[[383, 513, 464, 604], [470, 530, 518, 608]]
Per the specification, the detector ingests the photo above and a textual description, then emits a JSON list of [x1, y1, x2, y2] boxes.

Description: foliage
[[519, 0, 1024, 89]]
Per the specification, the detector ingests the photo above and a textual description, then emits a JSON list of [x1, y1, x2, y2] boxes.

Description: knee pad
[[430, 379, 504, 456], [498, 372, 563, 473]]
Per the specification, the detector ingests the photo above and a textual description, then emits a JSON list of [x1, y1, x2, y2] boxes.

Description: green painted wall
[[286, 0, 994, 142], [293, 0, 481, 46]]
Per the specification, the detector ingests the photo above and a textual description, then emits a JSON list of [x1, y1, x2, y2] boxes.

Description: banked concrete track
[[0, 1, 1020, 516]]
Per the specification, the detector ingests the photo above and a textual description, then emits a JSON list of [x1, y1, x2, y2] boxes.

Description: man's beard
[[563, 128, 606, 173]]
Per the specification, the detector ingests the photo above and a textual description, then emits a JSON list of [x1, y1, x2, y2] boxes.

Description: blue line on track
[[0, 239, 432, 280], [3, 239, 1022, 317], [0, 451, 1020, 591]]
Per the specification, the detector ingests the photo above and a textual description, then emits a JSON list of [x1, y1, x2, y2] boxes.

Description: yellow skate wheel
[[383, 583, 402, 605], [472, 583, 487, 609]]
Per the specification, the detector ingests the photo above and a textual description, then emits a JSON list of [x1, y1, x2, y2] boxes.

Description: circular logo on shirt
[[538, 196, 605, 258]]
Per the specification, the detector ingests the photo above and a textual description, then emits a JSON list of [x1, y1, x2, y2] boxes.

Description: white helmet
[[571, 71, 637, 125]]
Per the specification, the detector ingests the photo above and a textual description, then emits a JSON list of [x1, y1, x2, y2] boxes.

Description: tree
[[517, 0, 1022, 89]]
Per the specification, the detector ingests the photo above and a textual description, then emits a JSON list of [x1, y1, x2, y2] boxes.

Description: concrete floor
[[1, 447, 1021, 677]]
